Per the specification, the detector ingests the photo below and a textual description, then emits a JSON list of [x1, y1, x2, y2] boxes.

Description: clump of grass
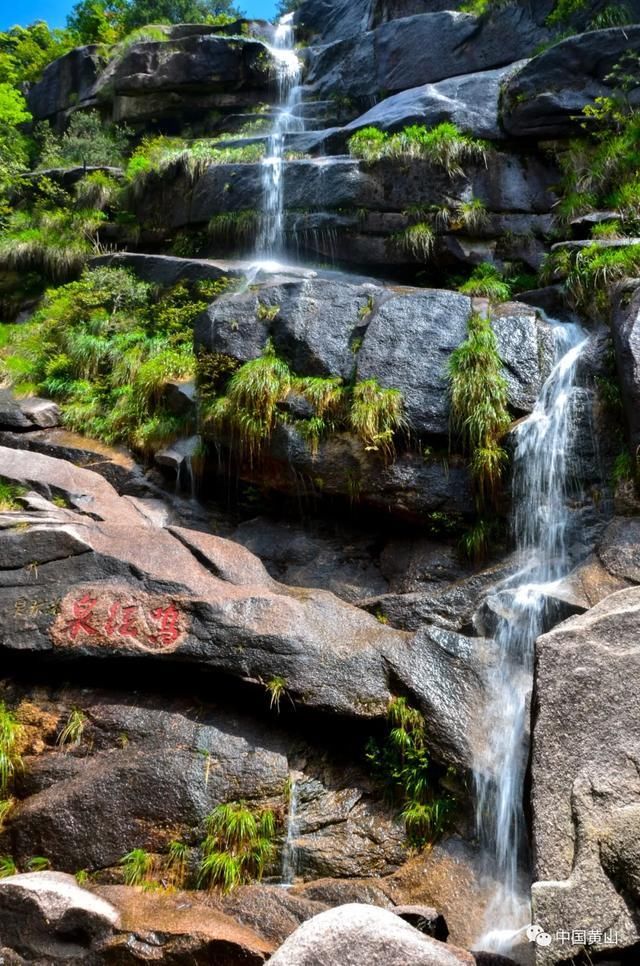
[[366, 697, 455, 848], [448, 311, 510, 506], [0, 798, 15, 833], [0, 855, 17, 878], [458, 263, 511, 301], [27, 856, 50, 872], [454, 198, 489, 231], [0, 703, 23, 796], [349, 379, 406, 460], [0, 478, 26, 510], [56, 707, 87, 750], [208, 210, 260, 248], [166, 839, 190, 888], [0, 208, 106, 283], [74, 171, 121, 212], [198, 802, 276, 893], [265, 676, 288, 713], [120, 848, 156, 888], [542, 243, 640, 315], [349, 123, 489, 177], [395, 222, 434, 261]]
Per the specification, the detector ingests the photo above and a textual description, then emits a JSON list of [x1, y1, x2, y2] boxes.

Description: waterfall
[[281, 773, 301, 886], [473, 322, 590, 950], [257, 14, 304, 259]]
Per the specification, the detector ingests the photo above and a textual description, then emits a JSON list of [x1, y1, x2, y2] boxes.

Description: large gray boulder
[[28, 45, 104, 123], [91, 252, 245, 287], [195, 276, 382, 380], [0, 872, 119, 960], [305, 7, 549, 100], [267, 904, 475, 966], [502, 26, 640, 137], [531, 588, 640, 964], [0, 446, 483, 768], [342, 63, 526, 142]]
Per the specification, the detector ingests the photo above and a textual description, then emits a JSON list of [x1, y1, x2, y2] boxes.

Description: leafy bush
[[0, 268, 228, 454], [448, 311, 510, 506], [75, 171, 122, 211], [366, 697, 455, 847], [37, 112, 132, 169]]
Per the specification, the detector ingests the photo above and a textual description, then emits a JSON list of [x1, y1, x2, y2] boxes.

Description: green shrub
[[74, 171, 121, 211], [37, 112, 132, 169], [347, 126, 387, 161], [0, 268, 212, 454], [198, 802, 276, 893], [542, 243, 640, 314], [366, 697, 455, 848], [448, 311, 510, 505], [0, 207, 106, 283]]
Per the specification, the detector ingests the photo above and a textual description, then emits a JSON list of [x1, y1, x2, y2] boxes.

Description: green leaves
[[348, 122, 489, 177]]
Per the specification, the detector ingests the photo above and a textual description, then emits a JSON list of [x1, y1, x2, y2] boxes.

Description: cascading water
[[473, 322, 590, 951], [257, 14, 304, 258], [281, 773, 301, 886]]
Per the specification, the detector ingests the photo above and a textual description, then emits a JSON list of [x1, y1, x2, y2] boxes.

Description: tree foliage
[[67, 0, 242, 43]]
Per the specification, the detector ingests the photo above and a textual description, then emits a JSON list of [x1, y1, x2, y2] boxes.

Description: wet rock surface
[[531, 588, 640, 964]]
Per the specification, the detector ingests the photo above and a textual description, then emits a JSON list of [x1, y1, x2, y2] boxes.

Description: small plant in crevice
[[366, 697, 456, 848], [0, 702, 23, 796], [0, 855, 17, 878], [120, 848, 157, 888], [56, 707, 87, 750], [448, 311, 511, 508], [0, 478, 25, 511], [394, 222, 435, 261], [166, 839, 190, 889], [265, 676, 291, 713], [349, 379, 406, 461], [0, 798, 15, 832], [197, 802, 277, 894], [26, 856, 50, 872]]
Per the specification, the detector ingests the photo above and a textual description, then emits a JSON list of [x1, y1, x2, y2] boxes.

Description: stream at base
[[472, 322, 590, 952]]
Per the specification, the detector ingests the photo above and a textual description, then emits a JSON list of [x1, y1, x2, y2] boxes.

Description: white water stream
[[257, 14, 304, 258], [473, 322, 589, 951]]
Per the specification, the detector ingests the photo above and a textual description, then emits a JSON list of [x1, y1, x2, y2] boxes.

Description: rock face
[[27, 45, 104, 125], [0, 872, 119, 961], [267, 904, 476, 966], [531, 588, 640, 964], [0, 446, 485, 769], [341, 63, 525, 141], [502, 26, 640, 137], [1, 683, 405, 880], [304, 8, 549, 101], [612, 284, 640, 455], [0, 873, 272, 964]]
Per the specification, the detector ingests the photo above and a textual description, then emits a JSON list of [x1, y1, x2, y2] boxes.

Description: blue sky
[[0, 1, 278, 31]]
